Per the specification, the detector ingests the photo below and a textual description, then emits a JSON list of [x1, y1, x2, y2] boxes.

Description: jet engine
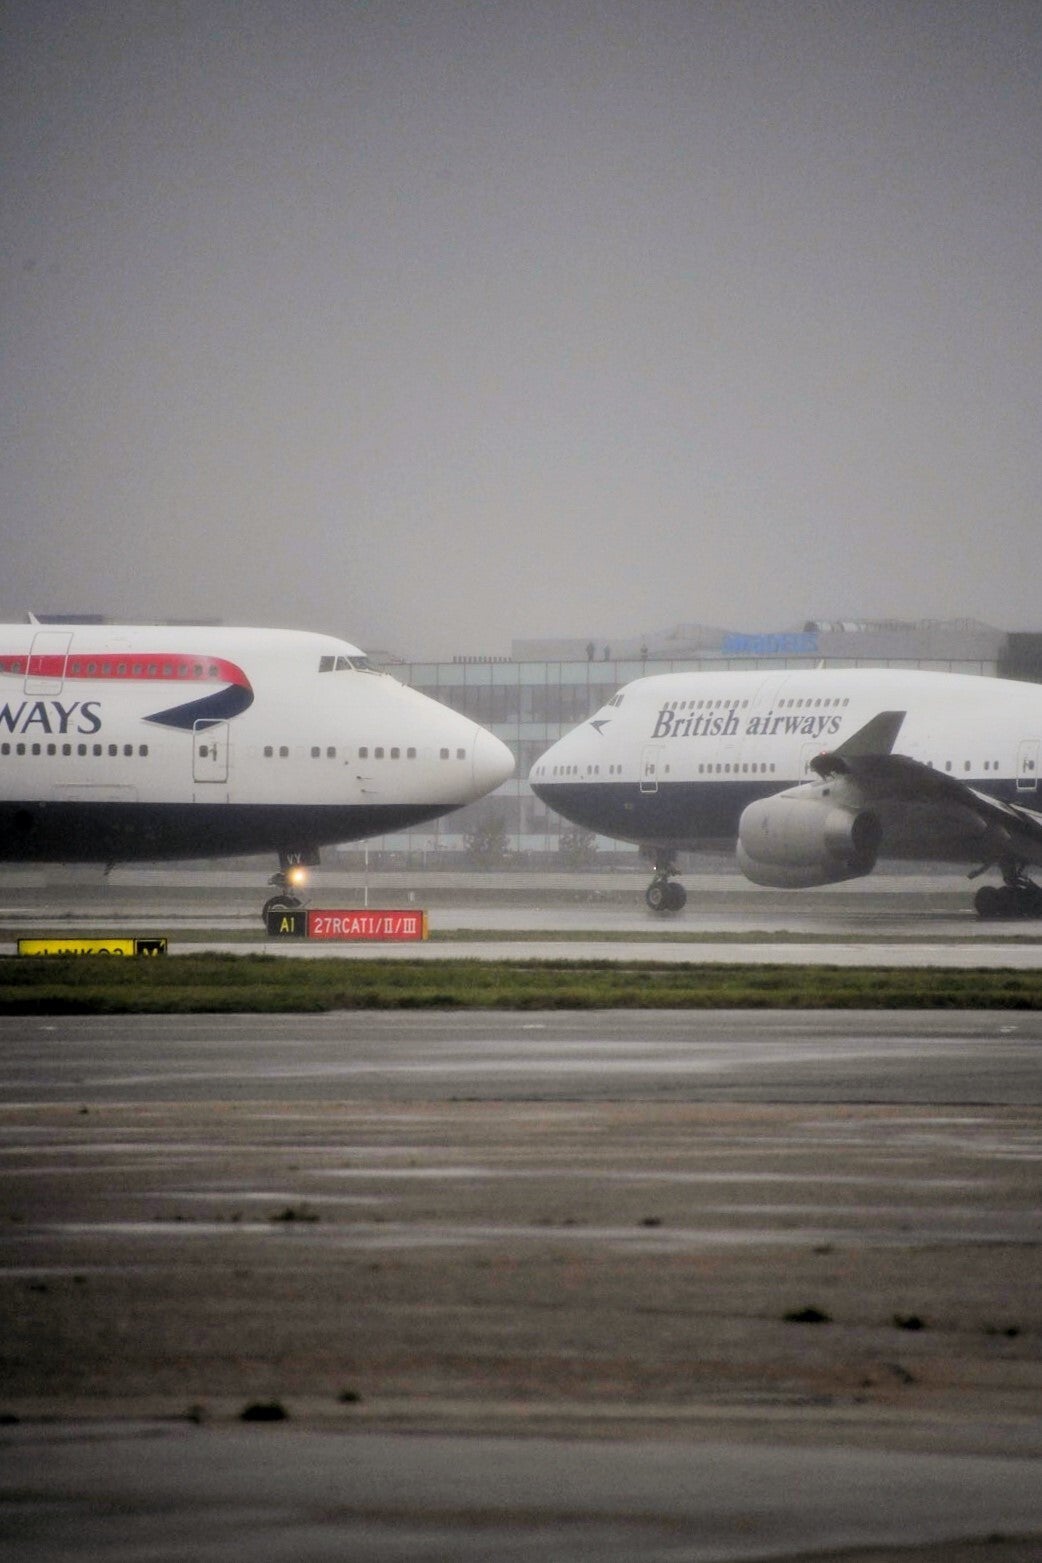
[[736, 788, 882, 889]]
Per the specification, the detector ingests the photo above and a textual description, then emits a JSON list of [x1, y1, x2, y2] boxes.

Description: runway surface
[[2, 1007, 1041, 1561], [188, 934, 1042, 964], [5, 1424, 1042, 1563], [3, 865, 1042, 967]]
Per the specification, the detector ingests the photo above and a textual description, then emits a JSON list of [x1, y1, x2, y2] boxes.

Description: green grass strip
[[0, 955, 1039, 1012]]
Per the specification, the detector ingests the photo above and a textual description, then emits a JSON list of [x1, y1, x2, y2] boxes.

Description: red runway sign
[[308, 909, 428, 941], [266, 908, 428, 940]]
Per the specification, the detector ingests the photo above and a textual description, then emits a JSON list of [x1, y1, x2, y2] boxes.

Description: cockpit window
[[319, 654, 373, 672]]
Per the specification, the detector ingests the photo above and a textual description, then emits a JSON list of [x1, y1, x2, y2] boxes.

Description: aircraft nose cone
[[472, 727, 515, 794]]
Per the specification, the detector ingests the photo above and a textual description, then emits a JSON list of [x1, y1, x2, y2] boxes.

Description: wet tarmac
[[5, 1422, 1042, 1562], [3, 864, 1042, 966], [2, 1007, 1042, 1559]]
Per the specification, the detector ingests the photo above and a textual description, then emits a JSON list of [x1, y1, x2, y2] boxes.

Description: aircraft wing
[[810, 712, 1042, 869]]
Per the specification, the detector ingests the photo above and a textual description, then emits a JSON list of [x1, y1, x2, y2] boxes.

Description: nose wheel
[[262, 867, 308, 923]]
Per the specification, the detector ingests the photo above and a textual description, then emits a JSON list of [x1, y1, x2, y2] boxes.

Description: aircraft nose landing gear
[[645, 851, 687, 913], [261, 852, 317, 922], [262, 869, 306, 921]]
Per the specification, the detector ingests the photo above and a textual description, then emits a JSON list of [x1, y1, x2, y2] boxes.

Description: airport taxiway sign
[[17, 937, 168, 956]]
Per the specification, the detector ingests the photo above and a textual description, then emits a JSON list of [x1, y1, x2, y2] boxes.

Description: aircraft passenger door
[[640, 744, 662, 794], [24, 630, 71, 695], [1016, 739, 1039, 794], [193, 720, 229, 784]]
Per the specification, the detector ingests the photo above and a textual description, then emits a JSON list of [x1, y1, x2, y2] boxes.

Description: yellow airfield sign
[[17, 937, 168, 957]]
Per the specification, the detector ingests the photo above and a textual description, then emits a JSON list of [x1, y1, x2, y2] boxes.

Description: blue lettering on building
[[721, 632, 819, 657]]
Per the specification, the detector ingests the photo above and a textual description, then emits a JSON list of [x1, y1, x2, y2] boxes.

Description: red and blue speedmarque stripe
[[0, 651, 254, 730]]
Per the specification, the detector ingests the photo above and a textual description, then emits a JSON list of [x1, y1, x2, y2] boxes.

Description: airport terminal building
[[364, 619, 1042, 865]]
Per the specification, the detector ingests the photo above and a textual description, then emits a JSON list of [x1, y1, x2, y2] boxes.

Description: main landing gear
[[973, 863, 1042, 919], [645, 851, 687, 913]]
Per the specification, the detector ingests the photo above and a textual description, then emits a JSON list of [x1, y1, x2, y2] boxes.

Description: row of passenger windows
[[540, 758, 1003, 779], [650, 762, 779, 777], [1, 741, 150, 757], [7, 738, 1015, 780], [66, 661, 220, 679], [545, 761, 781, 778], [929, 758, 1001, 773], [260, 745, 468, 761], [658, 696, 852, 712], [696, 762, 776, 775], [2, 741, 470, 763], [0, 660, 223, 679]]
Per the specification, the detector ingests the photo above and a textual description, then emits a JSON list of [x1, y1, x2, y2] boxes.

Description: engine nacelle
[[736, 790, 882, 889]]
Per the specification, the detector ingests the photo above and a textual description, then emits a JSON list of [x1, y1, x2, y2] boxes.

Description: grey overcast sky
[[2, 0, 1039, 658]]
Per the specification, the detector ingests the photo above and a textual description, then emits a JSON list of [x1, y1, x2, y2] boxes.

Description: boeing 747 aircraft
[[530, 667, 1042, 917], [0, 622, 514, 914]]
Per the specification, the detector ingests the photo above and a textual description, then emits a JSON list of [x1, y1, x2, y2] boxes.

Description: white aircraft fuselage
[[530, 666, 1042, 916], [0, 623, 514, 864]]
